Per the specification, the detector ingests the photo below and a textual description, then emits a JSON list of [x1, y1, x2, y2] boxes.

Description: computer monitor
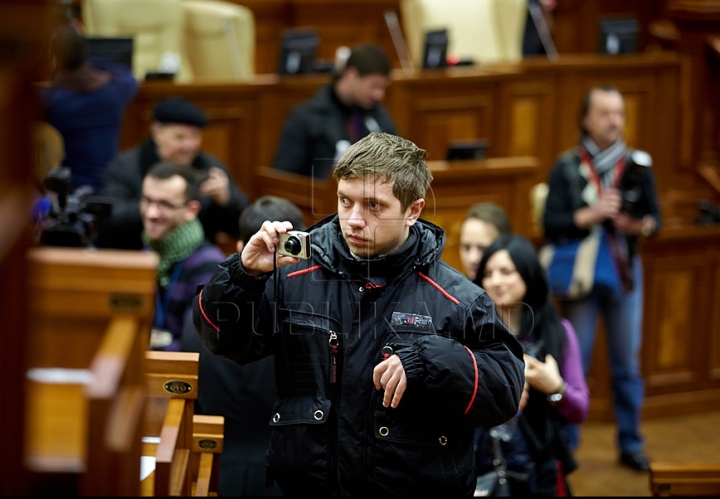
[[277, 29, 319, 75], [599, 18, 639, 55], [422, 29, 448, 70], [85, 36, 134, 70], [446, 140, 488, 161]]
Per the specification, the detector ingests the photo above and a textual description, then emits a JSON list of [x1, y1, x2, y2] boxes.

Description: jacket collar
[[307, 214, 446, 282]]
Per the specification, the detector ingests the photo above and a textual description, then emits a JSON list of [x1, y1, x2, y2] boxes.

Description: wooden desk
[[121, 52, 686, 205]]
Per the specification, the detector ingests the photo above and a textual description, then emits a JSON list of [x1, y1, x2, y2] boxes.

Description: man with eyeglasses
[[141, 161, 226, 351], [97, 97, 249, 250]]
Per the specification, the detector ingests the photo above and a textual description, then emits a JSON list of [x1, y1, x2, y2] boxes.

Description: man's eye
[[368, 202, 380, 211]]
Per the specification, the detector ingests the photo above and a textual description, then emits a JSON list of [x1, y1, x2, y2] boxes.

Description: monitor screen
[[422, 29, 448, 69], [85, 36, 134, 70], [599, 18, 639, 55], [446, 140, 488, 161], [277, 29, 319, 75]]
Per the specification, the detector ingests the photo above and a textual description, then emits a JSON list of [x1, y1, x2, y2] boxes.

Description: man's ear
[[344, 66, 360, 81], [149, 121, 162, 141], [406, 198, 425, 227], [186, 199, 201, 219]]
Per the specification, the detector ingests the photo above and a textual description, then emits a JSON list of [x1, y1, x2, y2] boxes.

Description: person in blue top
[[42, 24, 138, 193]]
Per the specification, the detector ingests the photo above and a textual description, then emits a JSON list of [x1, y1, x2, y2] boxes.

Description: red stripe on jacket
[[462, 345, 479, 414], [418, 271, 460, 304], [288, 265, 322, 278], [197, 288, 220, 333]]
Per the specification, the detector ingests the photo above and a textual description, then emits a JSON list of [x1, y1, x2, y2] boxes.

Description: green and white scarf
[[143, 218, 205, 287]]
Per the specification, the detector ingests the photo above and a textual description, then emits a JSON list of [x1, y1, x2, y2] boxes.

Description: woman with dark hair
[[474, 234, 589, 496]]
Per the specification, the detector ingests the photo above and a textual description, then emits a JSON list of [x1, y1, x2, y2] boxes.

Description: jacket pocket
[[267, 396, 332, 486], [277, 314, 341, 393]]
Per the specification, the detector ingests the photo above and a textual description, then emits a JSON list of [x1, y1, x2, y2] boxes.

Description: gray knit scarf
[[581, 136, 626, 189]]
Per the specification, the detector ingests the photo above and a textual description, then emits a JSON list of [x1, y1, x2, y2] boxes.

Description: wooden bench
[[650, 463, 720, 496], [24, 315, 146, 496]]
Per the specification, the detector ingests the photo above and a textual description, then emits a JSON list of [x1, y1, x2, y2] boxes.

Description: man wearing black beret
[[97, 97, 249, 250]]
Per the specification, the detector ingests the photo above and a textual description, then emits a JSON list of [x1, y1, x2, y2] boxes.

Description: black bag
[[474, 435, 512, 497]]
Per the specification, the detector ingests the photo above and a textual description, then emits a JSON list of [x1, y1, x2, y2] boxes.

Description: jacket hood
[[306, 214, 446, 280]]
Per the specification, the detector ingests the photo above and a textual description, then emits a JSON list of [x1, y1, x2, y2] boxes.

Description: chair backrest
[[400, 0, 527, 67], [530, 181, 549, 236], [493, 0, 528, 63], [82, 0, 193, 82], [183, 0, 255, 81], [142, 350, 223, 497], [142, 350, 199, 496]]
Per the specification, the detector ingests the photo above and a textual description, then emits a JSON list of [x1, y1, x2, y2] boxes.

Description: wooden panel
[[391, 79, 496, 161], [644, 258, 698, 385], [639, 226, 720, 418], [499, 78, 556, 166], [27, 248, 158, 369], [712, 257, 720, 381], [120, 79, 273, 199], [292, 0, 400, 63], [254, 167, 338, 224], [0, 0, 50, 493]]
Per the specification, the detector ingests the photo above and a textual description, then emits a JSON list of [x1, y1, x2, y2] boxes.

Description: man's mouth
[[346, 234, 366, 244]]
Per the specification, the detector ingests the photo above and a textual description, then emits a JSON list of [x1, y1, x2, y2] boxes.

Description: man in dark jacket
[[272, 43, 398, 179], [97, 97, 249, 249], [194, 132, 525, 496]]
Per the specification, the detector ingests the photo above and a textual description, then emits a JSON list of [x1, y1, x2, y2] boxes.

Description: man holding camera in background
[[542, 85, 661, 472], [193, 132, 524, 496]]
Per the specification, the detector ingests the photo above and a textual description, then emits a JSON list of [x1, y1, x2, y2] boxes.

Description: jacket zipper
[[328, 330, 338, 384]]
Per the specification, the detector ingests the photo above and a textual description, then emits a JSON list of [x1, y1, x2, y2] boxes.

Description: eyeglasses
[[140, 195, 187, 213]]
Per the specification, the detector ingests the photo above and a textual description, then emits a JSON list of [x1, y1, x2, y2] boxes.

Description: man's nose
[[346, 205, 366, 226]]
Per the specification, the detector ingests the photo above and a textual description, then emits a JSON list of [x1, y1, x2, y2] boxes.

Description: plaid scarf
[[143, 218, 205, 287]]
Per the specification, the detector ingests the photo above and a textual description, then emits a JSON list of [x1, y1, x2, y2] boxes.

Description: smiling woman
[[474, 233, 589, 496]]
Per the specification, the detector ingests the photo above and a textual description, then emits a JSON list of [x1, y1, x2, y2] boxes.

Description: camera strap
[[273, 251, 279, 335]]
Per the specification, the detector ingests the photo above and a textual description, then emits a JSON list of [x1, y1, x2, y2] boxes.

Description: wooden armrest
[[193, 415, 224, 454]]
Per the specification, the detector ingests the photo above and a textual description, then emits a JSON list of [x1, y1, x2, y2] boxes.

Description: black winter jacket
[[98, 138, 249, 249], [272, 84, 398, 178], [193, 216, 524, 496]]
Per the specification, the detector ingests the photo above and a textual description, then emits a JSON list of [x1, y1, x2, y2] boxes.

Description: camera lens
[[283, 236, 301, 255]]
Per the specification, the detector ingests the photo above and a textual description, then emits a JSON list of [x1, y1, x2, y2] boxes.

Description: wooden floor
[[566, 410, 720, 496]]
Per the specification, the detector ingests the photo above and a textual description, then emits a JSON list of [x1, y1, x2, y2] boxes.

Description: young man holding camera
[[543, 85, 662, 471], [193, 132, 525, 496]]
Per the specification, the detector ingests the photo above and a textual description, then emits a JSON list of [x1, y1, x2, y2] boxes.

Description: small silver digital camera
[[278, 230, 311, 259]]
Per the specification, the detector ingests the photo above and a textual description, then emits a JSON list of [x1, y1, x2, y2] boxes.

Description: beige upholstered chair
[[182, 0, 255, 81], [493, 0, 528, 62], [82, 0, 193, 82], [530, 182, 549, 236], [400, 0, 527, 67]]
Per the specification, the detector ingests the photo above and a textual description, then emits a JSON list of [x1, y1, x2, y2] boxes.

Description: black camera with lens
[[618, 150, 652, 219], [278, 230, 311, 259], [39, 167, 113, 247]]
